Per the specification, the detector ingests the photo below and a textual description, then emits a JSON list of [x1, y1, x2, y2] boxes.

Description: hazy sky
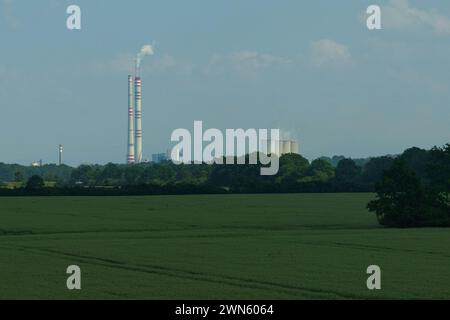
[[1, 0, 450, 165]]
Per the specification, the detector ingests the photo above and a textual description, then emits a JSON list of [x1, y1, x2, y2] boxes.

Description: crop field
[[0, 193, 449, 299]]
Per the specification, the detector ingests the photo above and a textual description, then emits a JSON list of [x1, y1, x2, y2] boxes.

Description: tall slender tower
[[58, 145, 63, 165], [127, 75, 135, 164], [134, 77, 143, 163]]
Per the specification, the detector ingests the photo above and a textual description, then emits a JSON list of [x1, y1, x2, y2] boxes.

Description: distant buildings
[[152, 148, 182, 164], [152, 153, 168, 164], [31, 160, 43, 167]]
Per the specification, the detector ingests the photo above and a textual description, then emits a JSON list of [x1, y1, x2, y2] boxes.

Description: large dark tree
[[25, 175, 45, 191], [302, 159, 335, 182], [367, 159, 450, 228], [335, 158, 361, 183], [123, 165, 146, 185], [400, 147, 430, 181], [428, 144, 450, 201], [98, 163, 122, 186], [14, 171, 24, 183], [276, 154, 310, 184], [360, 156, 394, 186], [70, 165, 98, 186], [368, 160, 425, 227]]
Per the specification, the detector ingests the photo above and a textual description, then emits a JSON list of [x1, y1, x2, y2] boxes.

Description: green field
[[0, 194, 449, 299]]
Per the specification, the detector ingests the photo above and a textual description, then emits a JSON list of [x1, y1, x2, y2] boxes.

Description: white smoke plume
[[135, 43, 155, 74]]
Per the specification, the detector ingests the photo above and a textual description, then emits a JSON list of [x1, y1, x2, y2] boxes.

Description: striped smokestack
[[134, 77, 143, 163], [127, 75, 135, 164]]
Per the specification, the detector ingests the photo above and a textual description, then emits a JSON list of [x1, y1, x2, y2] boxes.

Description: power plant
[[126, 44, 154, 164]]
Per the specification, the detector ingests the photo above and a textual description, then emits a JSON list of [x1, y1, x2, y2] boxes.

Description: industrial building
[[152, 153, 167, 164], [152, 148, 182, 164], [31, 160, 43, 167]]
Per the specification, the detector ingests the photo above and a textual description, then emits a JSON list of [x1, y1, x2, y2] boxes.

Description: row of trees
[[65, 149, 428, 193], [0, 163, 72, 184], [0, 147, 435, 193], [66, 155, 375, 192]]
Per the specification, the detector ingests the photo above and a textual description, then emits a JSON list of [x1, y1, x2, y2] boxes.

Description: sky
[[1, 0, 450, 166]]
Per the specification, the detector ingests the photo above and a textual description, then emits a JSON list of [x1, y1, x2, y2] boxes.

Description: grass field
[[0, 193, 449, 299]]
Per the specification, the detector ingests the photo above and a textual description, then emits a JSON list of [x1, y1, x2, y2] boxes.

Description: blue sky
[[1, 0, 450, 165]]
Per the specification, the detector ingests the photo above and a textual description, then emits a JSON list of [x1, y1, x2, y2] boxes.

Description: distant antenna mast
[[59, 144, 63, 165]]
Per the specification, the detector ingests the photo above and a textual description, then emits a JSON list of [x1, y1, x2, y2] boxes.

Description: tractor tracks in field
[[3, 227, 450, 260], [0, 224, 379, 242], [303, 241, 450, 259], [1, 244, 364, 300], [0, 228, 258, 244], [3, 226, 450, 262], [0, 223, 379, 238]]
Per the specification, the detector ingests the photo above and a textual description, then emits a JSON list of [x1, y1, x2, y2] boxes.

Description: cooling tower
[[281, 140, 291, 155], [290, 141, 299, 154], [127, 75, 135, 164], [134, 77, 143, 163], [267, 139, 281, 157]]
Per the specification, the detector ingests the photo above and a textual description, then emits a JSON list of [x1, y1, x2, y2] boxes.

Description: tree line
[[1, 144, 449, 228], [1, 153, 387, 192], [0, 146, 442, 194]]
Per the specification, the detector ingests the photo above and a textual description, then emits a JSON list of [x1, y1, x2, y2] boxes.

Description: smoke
[[2, 0, 20, 30], [280, 130, 296, 141], [136, 43, 155, 73]]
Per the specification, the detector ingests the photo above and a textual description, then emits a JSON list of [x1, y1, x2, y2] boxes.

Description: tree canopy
[[25, 175, 45, 191], [367, 146, 450, 228]]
